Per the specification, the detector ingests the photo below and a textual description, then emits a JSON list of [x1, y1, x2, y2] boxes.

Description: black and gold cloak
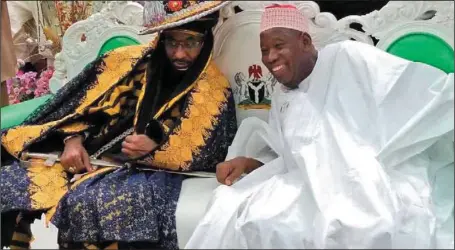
[[0, 32, 237, 242], [2, 33, 237, 170]]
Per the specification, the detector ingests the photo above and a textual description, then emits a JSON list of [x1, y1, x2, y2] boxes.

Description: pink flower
[[33, 68, 53, 97], [11, 98, 19, 104], [8, 66, 54, 103]]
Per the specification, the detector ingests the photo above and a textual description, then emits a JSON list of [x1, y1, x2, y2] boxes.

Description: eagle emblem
[[234, 64, 277, 110]]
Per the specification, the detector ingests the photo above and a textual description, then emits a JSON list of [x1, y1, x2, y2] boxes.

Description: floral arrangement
[[6, 67, 54, 104]]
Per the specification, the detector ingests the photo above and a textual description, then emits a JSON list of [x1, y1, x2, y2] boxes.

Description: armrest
[[1, 94, 52, 130]]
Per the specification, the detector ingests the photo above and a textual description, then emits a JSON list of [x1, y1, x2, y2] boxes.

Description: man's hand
[[121, 134, 158, 158], [60, 136, 93, 174], [216, 157, 263, 186]]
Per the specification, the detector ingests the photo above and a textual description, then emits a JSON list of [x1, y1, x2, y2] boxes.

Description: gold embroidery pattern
[[147, 63, 230, 170], [59, 121, 90, 135], [43, 167, 116, 223], [89, 77, 128, 114], [99, 194, 132, 226], [25, 159, 69, 223], [90, 62, 148, 138], [75, 45, 151, 114], [2, 122, 59, 158]]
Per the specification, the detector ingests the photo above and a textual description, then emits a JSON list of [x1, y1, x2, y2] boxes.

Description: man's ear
[[301, 32, 312, 48]]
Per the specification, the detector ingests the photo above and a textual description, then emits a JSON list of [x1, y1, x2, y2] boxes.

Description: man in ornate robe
[[1, 1, 236, 249], [186, 4, 454, 249]]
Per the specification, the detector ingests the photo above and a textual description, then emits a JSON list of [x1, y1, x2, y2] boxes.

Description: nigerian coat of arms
[[234, 64, 277, 110]]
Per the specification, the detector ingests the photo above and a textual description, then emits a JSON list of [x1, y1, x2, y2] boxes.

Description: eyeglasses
[[163, 39, 204, 50]]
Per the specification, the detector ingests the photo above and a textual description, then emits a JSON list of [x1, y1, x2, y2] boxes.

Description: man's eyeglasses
[[163, 39, 204, 50]]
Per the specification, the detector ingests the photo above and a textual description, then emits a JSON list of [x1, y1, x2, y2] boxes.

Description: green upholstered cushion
[[97, 36, 141, 57], [1, 94, 52, 130], [386, 32, 454, 73], [1, 36, 140, 130]]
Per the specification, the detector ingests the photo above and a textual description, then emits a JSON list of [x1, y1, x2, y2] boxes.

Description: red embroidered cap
[[260, 4, 309, 34]]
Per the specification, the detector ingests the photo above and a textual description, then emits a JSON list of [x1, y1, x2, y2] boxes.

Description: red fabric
[[260, 4, 309, 34], [265, 4, 298, 9]]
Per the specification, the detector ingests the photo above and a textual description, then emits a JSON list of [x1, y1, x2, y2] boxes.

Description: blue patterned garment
[[52, 168, 184, 249], [0, 162, 184, 248], [1, 162, 33, 212]]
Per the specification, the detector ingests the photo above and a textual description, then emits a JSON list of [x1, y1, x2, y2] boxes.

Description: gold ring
[[68, 166, 76, 173]]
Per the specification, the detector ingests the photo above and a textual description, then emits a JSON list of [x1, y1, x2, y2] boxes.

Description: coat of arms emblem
[[234, 64, 277, 110]]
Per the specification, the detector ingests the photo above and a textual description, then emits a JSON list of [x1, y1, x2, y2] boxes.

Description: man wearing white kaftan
[[185, 4, 454, 249]]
